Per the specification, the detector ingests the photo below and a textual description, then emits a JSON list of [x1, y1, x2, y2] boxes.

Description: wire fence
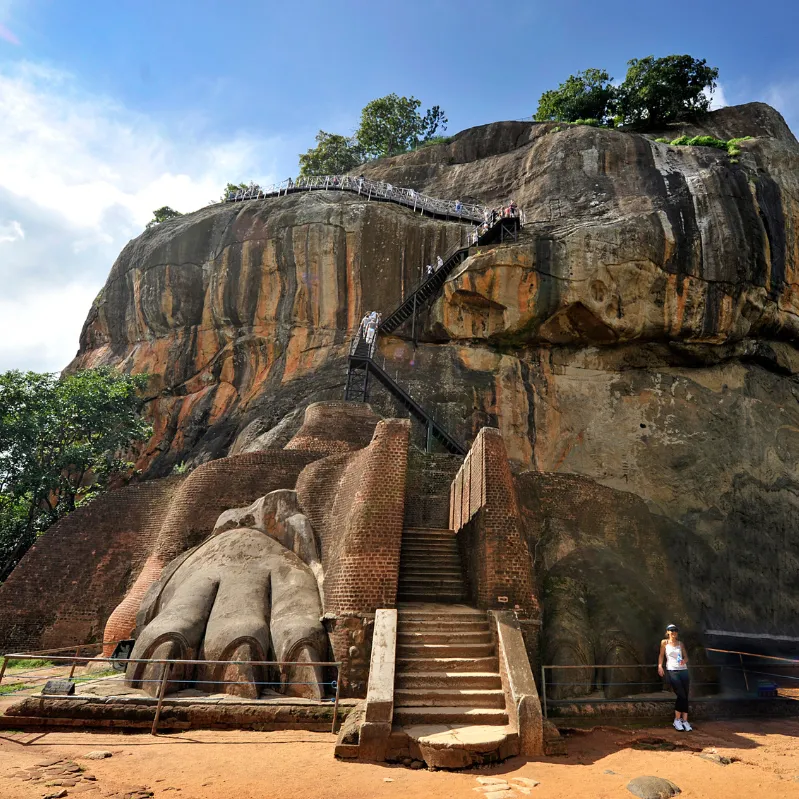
[[540, 648, 799, 719], [0, 650, 342, 734]]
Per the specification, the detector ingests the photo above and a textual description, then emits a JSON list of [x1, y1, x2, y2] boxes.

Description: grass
[[655, 134, 753, 157], [6, 658, 54, 671]]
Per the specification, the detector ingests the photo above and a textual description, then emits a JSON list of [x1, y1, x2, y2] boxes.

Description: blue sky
[[1, 0, 798, 372]]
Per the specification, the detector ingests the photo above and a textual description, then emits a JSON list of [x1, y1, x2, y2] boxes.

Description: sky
[[0, 0, 797, 373]]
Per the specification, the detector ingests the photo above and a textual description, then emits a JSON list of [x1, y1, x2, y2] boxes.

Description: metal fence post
[[0, 655, 8, 689], [68, 646, 82, 681], [331, 665, 341, 734], [740, 653, 750, 692], [151, 662, 172, 736], [541, 665, 548, 719]]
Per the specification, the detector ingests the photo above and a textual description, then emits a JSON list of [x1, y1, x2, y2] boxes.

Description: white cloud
[[708, 83, 729, 111], [0, 219, 24, 243], [0, 61, 287, 373], [765, 81, 799, 136]]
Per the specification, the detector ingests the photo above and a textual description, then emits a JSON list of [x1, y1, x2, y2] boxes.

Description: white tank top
[[665, 642, 687, 671]]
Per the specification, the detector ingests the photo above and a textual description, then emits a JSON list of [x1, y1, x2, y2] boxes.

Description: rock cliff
[[68, 103, 799, 641]]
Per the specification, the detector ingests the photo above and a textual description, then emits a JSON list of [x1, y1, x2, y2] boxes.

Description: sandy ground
[[1, 719, 798, 799]]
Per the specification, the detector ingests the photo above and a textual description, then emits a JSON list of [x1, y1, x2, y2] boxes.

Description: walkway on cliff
[[224, 175, 489, 224]]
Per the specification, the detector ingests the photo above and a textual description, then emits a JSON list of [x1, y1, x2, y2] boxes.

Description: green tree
[[221, 182, 263, 200], [356, 94, 447, 158], [616, 55, 719, 127], [299, 131, 364, 176], [0, 368, 151, 580], [146, 205, 183, 229], [535, 68, 616, 124]]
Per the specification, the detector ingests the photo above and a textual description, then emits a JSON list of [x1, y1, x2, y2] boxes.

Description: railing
[[540, 649, 799, 719], [0, 650, 342, 734], [224, 174, 488, 223]]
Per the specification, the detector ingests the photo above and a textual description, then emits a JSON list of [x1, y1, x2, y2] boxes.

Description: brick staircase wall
[[450, 427, 536, 616], [403, 449, 463, 529]]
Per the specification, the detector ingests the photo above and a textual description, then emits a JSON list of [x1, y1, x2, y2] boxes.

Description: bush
[[664, 134, 754, 157], [573, 118, 601, 127]]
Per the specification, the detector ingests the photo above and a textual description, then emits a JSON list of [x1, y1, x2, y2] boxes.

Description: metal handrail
[[224, 174, 488, 223], [0, 651, 343, 734]]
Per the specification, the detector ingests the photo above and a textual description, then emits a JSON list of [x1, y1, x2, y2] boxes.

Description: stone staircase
[[393, 604, 508, 729], [397, 528, 466, 603]]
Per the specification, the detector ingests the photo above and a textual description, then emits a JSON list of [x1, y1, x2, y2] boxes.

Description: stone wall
[[103, 450, 320, 648], [0, 478, 183, 654], [450, 428, 536, 616]]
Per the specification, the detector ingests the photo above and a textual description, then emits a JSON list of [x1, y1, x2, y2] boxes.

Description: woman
[[658, 624, 692, 731]]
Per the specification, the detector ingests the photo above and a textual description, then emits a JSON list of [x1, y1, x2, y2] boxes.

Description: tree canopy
[[146, 205, 183, 228], [534, 69, 616, 125], [0, 368, 151, 580], [534, 55, 719, 128], [356, 94, 447, 159], [299, 131, 364, 177], [297, 94, 447, 172], [615, 55, 719, 126]]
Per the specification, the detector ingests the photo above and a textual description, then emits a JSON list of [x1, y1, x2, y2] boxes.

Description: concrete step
[[397, 642, 495, 658], [397, 609, 485, 622], [395, 671, 502, 690], [393, 706, 509, 726], [398, 593, 467, 603], [397, 630, 492, 645], [397, 656, 499, 673], [394, 688, 506, 708], [400, 564, 463, 575], [403, 528, 456, 535], [398, 620, 489, 633], [401, 546, 459, 556], [398, 578, 465, 591]]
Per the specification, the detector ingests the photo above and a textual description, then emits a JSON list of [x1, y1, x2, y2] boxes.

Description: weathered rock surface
[[61, 103, 799, 651], [626, 775, 681, 799]]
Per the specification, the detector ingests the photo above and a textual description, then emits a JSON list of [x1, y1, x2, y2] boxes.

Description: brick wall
[[285, 401, 380, 457], [295, 418, 410, 696], [403, 449, 463, 529], [450, 427, 537, 616], [102, 450, 320, 648], [296, 418, 410, 617], [0, 478, 182, 654]]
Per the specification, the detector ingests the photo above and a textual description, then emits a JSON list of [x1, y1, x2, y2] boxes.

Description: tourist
[[658, 624, 692, 731], [364, 312, 380, 346], [426, 264, 434, 277], [455, 199, 463, 213], [436, 255, 444, 271], [490, 208, 497, 225]]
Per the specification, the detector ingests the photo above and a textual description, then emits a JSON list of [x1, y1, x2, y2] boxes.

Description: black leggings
[[668, 669, 690, 714]]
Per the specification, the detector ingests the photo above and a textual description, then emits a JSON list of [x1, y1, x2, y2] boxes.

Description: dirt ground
[[1, 719, 798, 799]]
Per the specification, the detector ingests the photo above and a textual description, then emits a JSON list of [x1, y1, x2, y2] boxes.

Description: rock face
[[66, 103, 799, 647]]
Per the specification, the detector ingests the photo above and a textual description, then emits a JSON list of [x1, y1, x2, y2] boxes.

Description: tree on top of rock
[[146, 205, 182, 229], [356, 94, 447, 158], [616, 55, 719, 126], [299, 131, 364, 177], [535, 68, 616, 125]]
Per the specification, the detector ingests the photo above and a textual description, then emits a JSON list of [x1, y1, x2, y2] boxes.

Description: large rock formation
[[53, 102, 799, 658]]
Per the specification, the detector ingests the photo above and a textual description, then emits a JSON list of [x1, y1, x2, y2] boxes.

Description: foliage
[[0, 368, 151, 580], [417, 135, 453, 148], [221, 181, 263, 200], [535, 69, 616, 124], [171, 461, 190, 475], [299, 131, 363, 177], [663, 134, 752, 157], [355, 94, 447, 158], [145, 205, 182, 229], [616, 55, 719, 127], [572, 118, 602, 127]]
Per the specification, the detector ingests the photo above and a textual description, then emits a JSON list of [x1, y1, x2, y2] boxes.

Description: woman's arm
[[681, 642, 689, 667], [657, 640, 666, 677]]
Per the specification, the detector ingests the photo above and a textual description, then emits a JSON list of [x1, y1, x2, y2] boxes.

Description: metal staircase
[[380, 215, 520, 338], [344, 331, 466, 456]]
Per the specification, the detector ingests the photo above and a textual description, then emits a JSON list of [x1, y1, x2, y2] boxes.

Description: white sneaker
[[673, 719, 685, 731], [682, 721, 693, 731]]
